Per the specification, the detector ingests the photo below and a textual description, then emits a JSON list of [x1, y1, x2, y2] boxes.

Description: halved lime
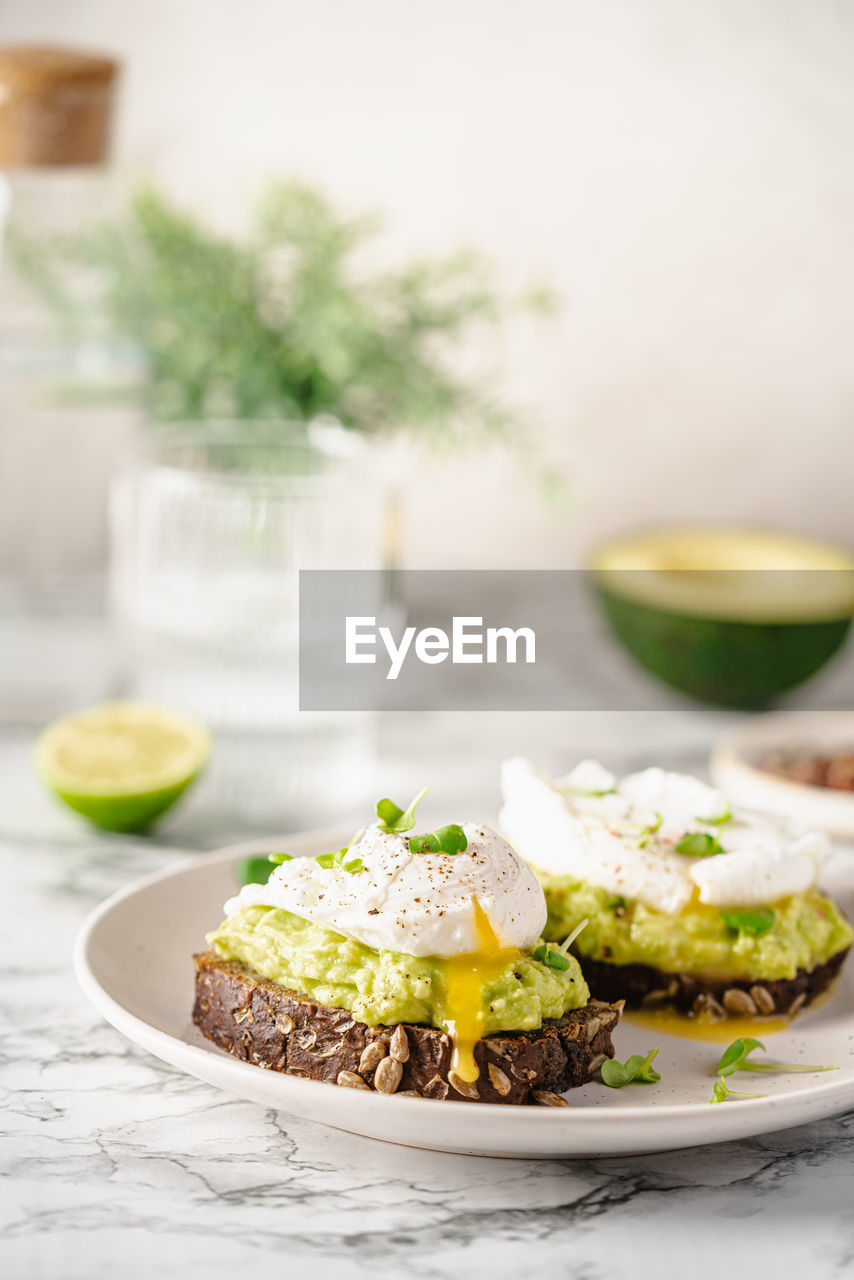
[[36, 702, 212, 832]]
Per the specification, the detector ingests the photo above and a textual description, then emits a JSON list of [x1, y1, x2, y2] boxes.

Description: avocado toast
[[500, 759, 852, 1020], [194, 792, 621, 1103]]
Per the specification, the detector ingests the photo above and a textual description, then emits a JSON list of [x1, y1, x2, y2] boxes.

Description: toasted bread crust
[[193, 951, 622, 1104], [572, 947, 850, 1018]]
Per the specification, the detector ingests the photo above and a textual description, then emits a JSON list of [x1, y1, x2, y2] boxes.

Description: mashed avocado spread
[[540, 875, 853, 981], [208, 903, 589, 1033]]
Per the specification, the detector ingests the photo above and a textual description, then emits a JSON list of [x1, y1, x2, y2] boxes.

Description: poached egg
[[499, 758, 830, 914], [225, 820, 547, 1082]]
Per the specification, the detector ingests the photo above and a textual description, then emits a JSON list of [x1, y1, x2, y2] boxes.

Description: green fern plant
[[11, 180, 553, 443]]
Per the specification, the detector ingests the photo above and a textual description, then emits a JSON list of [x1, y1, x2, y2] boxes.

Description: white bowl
[[710, 711, 854, 842]]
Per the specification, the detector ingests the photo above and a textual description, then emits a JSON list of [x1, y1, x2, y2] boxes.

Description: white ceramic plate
[[711, 711, 854, 842], [75, 829, 854, 1159]]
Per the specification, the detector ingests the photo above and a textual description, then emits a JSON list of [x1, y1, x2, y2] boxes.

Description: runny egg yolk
[[437, 898, 522, 1084], [626, 1006, 789, 1043]]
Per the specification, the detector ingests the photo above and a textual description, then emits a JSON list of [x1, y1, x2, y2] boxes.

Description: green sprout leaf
[[717, 1037, 766, 1077], [532, 918, 589, 969], [600, 1059, 633, 1088], [235, 855, 276, 886], [601, 1047, 661, 1088], [720, 907, 776, 937], [533, 943, 572, 971], [377, 787, 429, 833], [710, 1075, 766, 1104], [432, 824, 467, 854], [333, 844, 364, 874], [267, 852, 293, 865], [408, 823, 468, 855], [409, 833, 440, 854], [695, 803, 732, 826], [314, 837, 366, 874], [633, 1048, 662, 1083], [533, 918, 589, 971], [376, 798, 404, 828], [675, 832, 724, 858], [638, 811, 664, 848], [716, 1037, 837, 1078]]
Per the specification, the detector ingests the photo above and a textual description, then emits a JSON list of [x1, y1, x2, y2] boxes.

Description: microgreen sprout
[[717, 1037, 765, 1076], [376, 787, 429, 833], [235, 855, 277, 886], [720, 907, 776, 937], [237, 848, 302, 885], [601, 1047, 661, 1088], [710, 1075, 766, 1104], [638, 811, 663, 848], [433, 824, 467, 853], [533, 943, 571, 971], [559, 918, 589, 953], [409, 823, 468, 855], [695, 803, 732, 826], [716, 1037, 837, 1078], [533, 919, 588, 972], [408, 833, 440, 853], [315, 829, 366, 874], [316, 847, 364, 873], [675, 832, 724, 858]]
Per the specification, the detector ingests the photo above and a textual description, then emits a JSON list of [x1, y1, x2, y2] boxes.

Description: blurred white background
[[2, 0, 853, 569]]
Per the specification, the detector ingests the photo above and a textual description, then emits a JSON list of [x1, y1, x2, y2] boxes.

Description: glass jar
[[110, 422, 387, 826]]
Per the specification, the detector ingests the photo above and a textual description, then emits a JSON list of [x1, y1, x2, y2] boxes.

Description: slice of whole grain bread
[[193, 951, 622, 1104], [572, 946, 850, 1018]]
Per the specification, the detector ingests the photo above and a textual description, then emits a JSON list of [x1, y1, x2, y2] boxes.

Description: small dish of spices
[[711, 712, 854, 844]]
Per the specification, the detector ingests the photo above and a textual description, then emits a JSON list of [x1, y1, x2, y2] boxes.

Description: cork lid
[[0, 45, 118, 94], [0, 45, 119, 168]]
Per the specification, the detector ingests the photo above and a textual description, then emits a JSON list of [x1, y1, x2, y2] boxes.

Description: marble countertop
[[4, 688, 854, 1279]]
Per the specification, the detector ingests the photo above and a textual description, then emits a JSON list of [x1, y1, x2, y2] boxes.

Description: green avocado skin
[[596, 587, 852, 708], [49, 776, 197, 832]]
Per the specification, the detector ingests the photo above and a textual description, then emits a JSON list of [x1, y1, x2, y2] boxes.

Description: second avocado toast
[[500, 758, 852, 1020]]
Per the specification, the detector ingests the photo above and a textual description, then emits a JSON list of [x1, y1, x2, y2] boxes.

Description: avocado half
[[590, 528, 854, 708]]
